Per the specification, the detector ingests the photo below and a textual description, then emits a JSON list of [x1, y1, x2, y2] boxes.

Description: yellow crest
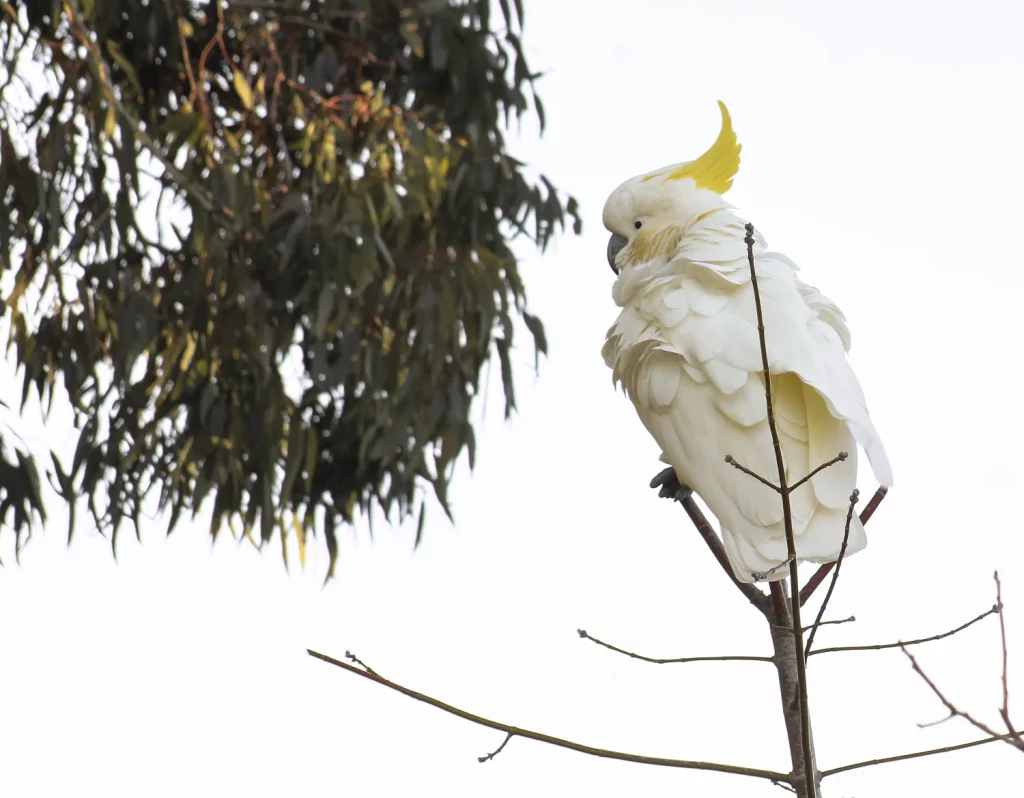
[[644, 101, 741, 194]]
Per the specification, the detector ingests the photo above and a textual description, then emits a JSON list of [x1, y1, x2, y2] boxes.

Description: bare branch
[[724, 455, 781, 492], [306, 649, 788, 783], [650, 468, 770, 616], [788, 452, 848, 493], [900, 646, 1020, 749], [821, 730, 1024, 778], [804, 490, 858, 659], [994, 571, 1022, 745], [478, 732, 514, 763], [800, 487, 888, 606], [772, 616, 856, 635], [809, 605, 998, 657], [744, 222, 818, 798], [577, 629, 774, 666]]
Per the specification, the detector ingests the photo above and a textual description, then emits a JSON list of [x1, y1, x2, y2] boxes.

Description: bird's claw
[[650, 466, 693, 503]]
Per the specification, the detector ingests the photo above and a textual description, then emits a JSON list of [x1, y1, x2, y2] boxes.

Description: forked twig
[[809, 605, 999, 657], [306, 649, 787, 782]]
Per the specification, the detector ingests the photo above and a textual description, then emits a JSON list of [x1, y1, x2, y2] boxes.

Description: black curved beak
[[607, 234, 628, 275]]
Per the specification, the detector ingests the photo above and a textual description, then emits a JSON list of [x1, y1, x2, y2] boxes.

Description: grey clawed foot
[[650, 466, 693, 503]]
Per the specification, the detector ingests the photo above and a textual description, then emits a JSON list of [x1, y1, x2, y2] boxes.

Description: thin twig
[[900, 646, 1009, 743], [306, 649, 788, 782], [772, 616, 855, 635], [994, 572, 1021, 744], [725, 455, 781, 492], [804, 490, 858, 660], [788, 453, 848, 493], [577, 629, 774, 665], [800, 487, 887, 605], [809, 606, 998, 656], [744, 222, 817, 798], [821, 730, 1024, 777], [478, 732, 514, 763], [650, 468, 770, 616]]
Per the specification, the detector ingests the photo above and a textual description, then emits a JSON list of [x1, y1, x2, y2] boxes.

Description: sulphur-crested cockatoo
[[601, 101, 892, 583]]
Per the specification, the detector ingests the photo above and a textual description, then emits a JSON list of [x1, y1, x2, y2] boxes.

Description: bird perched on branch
[[601, 102, 892, 583]]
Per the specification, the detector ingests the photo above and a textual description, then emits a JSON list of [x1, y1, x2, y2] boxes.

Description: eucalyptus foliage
[[0, 0, 580, 573]]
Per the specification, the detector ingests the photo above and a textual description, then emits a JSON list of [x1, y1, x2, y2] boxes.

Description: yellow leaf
[[180, 333, 197, 372], [233, 68, 254, 110], [103, 106, 117, 139], [381, 326, 394, 354], [294, 513, 307, 567], [178, 18, 194, 38]]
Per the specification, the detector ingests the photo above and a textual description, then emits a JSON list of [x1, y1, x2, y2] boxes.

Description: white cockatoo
[[601, 101, 892, 583]]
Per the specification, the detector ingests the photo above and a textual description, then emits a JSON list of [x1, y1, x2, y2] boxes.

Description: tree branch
[[577, 628, 774, 665], [900, 646, 1020, 749], [788, 452, 848, 493], [650, 468, 770, 616], [306, 649, 788, 783], [804, 490, 858, 660], [800, 487, 888, 605], [725, 454, 781, 492], [744, 222, 817, 798], [809, 605, 998, 657], [821, 730, 1024, 778], [994, 571, 1022, 745]]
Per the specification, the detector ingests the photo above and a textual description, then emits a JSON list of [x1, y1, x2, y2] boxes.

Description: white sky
[[3, 0, 1024, 795]]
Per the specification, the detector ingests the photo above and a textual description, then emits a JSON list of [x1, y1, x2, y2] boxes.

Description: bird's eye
[[634, 220, 642, 230]]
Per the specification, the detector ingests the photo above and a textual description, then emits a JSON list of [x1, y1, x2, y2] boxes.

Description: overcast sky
[[3, 1, 1024, 795]]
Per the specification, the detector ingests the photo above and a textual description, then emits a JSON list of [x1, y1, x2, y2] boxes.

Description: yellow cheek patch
[[641, 101, 741, 195], [628, 224, 684, 265]]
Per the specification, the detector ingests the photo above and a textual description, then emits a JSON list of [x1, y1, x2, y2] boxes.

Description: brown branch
[[788, 452, 848, 493], [724, 454, 780, 492], [800, 487, 887, 605], [994, 571, 1022, 745], [577, 629, 774, 665], [809, 605, 998, 657], [900, 646, 1023, 751], [744, 222, 817, 798], [650, 468, 770, 616], [804, 490, 858, 660], [821, 730, 1024, 778], [306, 649, 788, 783]]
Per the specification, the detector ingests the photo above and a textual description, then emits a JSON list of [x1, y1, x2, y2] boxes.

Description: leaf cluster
[[0, 0, 580, 574]]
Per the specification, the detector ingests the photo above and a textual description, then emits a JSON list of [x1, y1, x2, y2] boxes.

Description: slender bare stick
[[788, 452, 848, 493], [744, 222, 817, 798], [651, 468, 770, 616], [821, 730, 1024, 778], [900, 646, 1013, 745], [306, 649, 788, 782], [800, 487, 887, 605], [725, 455, 781, 492], [810, 606, 998, 657], [994, 572, 1022, 744], [804, 490, 858, 659], [577, 629, 774, 665]]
